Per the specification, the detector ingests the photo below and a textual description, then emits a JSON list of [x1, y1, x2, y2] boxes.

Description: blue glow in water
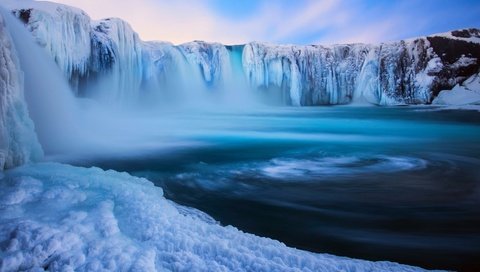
[[71, 106, 480, 271]]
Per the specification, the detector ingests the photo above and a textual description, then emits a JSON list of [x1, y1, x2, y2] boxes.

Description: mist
[[2, 8, 268, 163]]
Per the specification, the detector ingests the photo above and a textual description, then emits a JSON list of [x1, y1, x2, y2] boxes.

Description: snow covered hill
[[3, 0, 480, 106]]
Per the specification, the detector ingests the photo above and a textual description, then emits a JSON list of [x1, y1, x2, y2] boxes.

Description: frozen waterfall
[[0, 10, 42, 170], [4, 0, 479, 107]]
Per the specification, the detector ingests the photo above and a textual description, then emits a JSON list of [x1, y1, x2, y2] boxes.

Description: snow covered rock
[[433, 72, 480, 105], [0, 12, 42, 170], [0, 163, 435, 272]]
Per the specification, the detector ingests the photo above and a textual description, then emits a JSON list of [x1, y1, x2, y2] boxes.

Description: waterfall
[[0, 8, 82, 155]]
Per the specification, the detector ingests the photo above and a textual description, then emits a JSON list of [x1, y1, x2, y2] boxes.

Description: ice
[[179, 41, 232, 88], [242, 40, 437, 106], [4, 1, 480, 107], [0, 163, 433, 272], [4, 0, 91, 92], [463, 72, 480, 91], [0, 11, 42, 170], [433, 73, 480, 105], [88, 18, 143, 103]]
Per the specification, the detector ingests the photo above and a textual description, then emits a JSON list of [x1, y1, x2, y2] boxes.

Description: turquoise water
[[75, 106, 480, 271]]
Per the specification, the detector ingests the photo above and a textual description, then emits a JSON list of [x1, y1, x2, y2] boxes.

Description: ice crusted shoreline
[[0, 163, 438, 272]]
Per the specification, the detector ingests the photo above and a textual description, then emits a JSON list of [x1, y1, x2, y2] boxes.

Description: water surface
[[73, 106, 480, 271]]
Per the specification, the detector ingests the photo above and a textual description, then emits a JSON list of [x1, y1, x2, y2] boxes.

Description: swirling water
[[73, 106, 480, 271]]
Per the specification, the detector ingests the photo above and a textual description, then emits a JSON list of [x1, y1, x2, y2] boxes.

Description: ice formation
[[243, 42, 371, 106], [9, 1, 91, 92], [3, 0, 479, 107], [179, 41, 233, 89], [88, 18, 143, 103], [0, 163, 432, 272], [0, 12, 42, 170], [433, 72, 480, 105]]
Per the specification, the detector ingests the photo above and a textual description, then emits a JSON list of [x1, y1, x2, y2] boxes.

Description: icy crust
[[0, 163, 435, 272], [0, 14, 42, 170]]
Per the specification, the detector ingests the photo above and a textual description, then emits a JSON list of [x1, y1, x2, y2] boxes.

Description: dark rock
[[451, 28, 480, 39], [427, 36, 480, 97], [12, 9, 32, 24]]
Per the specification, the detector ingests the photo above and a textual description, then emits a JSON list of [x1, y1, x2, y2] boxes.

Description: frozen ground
[[0, 163, 436, 272]]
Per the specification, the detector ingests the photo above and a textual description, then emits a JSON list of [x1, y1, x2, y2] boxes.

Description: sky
[[49, 0, 480, 45]]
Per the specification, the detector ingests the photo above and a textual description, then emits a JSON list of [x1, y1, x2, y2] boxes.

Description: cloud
[[40, 0, 358, 44], [46, 0, 480, 45], [49, 0, 225, 43]]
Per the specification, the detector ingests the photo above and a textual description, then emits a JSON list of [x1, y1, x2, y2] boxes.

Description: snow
[[451, 56, 477, 69], [433, 73, 480, 105], [0, 11, 43, 170], [431, 28, 480, 44], [0, 162, 435, 272]]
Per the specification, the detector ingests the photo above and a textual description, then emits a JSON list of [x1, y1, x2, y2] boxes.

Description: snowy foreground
[[0, 163, 437, 272]]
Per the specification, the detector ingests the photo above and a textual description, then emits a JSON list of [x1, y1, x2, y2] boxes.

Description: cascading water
[[0, 7, 82, 155], [0, 10, 42, 169]]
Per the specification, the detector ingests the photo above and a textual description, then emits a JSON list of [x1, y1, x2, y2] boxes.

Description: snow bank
[[433, 73, 480, 105], [0, 163, 434, 271], [0, 12, 42, 170]]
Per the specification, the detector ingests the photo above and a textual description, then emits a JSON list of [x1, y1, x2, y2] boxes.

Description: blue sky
[[52, 0, 480, 45]]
